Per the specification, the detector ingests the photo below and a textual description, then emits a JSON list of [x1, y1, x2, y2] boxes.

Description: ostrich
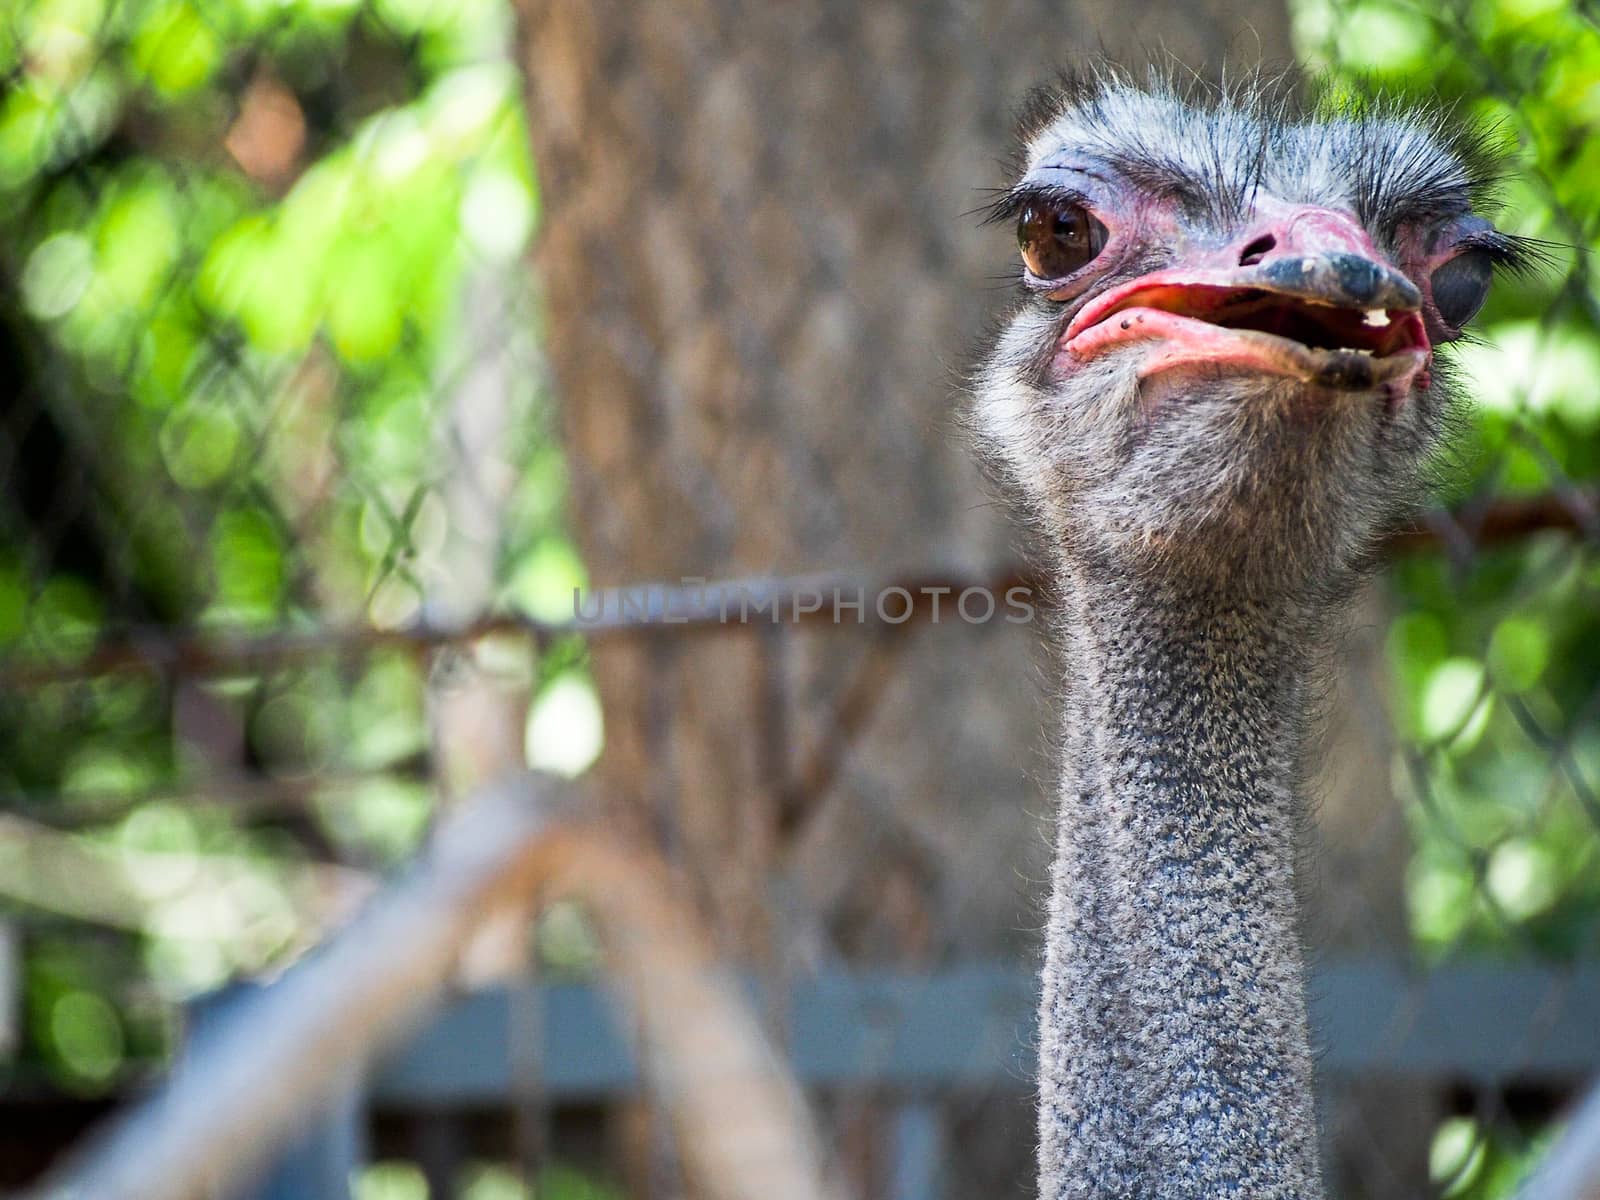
[[972, 75, 1527, 1198]]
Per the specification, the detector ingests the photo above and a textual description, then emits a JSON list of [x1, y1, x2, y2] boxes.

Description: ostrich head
[[975, 76, 1527, 599]]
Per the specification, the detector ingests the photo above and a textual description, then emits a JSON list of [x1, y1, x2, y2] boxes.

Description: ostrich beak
[[1064, 238, 1431, 391]]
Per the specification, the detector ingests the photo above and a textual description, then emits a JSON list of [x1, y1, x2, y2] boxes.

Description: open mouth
[[1065, 280, 1431, 390]]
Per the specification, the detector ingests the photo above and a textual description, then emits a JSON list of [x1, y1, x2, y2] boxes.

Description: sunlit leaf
[[525, 672, 603, 778]]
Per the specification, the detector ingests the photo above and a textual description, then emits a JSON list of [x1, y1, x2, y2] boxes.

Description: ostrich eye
[[1430, 249, 1493, 327], [1017, 201, 1107, 281]]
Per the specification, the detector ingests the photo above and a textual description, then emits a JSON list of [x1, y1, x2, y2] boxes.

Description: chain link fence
[[1, 0, 1598, 1198]]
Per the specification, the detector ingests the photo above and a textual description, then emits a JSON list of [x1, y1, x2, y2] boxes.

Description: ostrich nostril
[[1238, 234, 1277, 266]]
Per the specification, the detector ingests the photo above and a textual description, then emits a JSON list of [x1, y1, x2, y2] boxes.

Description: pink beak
[[1064, 204, 1431, 391]]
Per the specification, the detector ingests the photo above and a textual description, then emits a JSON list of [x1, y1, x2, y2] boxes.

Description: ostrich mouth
[[1065, 278, 1431, 390]]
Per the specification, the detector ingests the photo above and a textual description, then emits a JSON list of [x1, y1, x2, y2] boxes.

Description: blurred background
[[0, 0, 1597, 1197]]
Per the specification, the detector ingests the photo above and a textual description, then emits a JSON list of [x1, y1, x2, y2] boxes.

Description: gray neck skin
[[1037, 566, 1326, 1200]]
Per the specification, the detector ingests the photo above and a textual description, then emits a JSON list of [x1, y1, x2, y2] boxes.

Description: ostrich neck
[[1038, 565, 1326, 1199]]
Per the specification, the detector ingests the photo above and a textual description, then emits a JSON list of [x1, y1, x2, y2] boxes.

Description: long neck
[[1038, 565, 1326, 1199]]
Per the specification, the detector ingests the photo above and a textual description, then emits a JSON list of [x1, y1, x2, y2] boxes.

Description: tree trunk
[[512, 0, 1292, 962]]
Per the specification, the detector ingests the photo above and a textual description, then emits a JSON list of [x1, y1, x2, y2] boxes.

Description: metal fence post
[[188, 984, 365, 1200]]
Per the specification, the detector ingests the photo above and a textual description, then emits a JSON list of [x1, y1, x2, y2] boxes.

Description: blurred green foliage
[[1296, 0, 1600, 1190], [0, 0, 599, 1100], [1295, 0, 1600, 965], [1427, 1114, 1556, 1199], [355, 1159, 621, 1200]]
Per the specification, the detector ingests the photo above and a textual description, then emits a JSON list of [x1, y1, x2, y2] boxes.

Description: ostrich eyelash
[[979, 184, 1095, 228], [1460, 229, 1562, 281]]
